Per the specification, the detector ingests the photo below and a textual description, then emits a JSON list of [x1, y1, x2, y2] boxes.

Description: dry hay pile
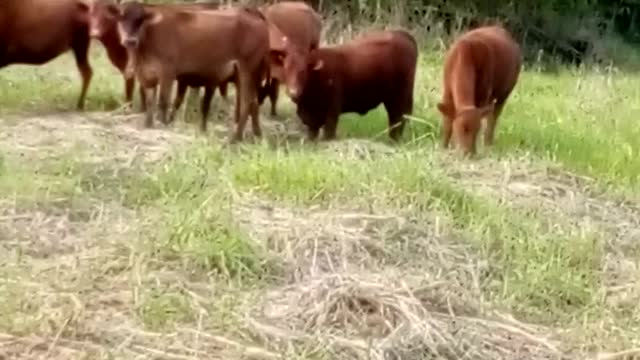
[[235, 198, 571, 360], [246, 273, 568, 360]]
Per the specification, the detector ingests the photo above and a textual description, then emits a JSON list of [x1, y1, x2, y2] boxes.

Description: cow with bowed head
[[81, 0, 232, 114], [270, 30, 418, 141], [437, 25, 522, 155], [258, 1, 322, 116], [1, 0, 93, 109], [114, 1, 271, 140]]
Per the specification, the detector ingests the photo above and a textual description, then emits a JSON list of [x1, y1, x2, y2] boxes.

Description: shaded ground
[[0, 110, 639, 360]]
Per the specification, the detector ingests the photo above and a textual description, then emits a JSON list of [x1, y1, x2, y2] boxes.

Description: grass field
[[1, 29, 640, 359]]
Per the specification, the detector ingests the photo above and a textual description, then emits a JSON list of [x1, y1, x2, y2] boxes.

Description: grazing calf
[[437, 25, 522, 155], [117, 2, 270, 140], [83, 0, 229, 114], [272, 30, 417, 141], [0, 0, 93, 109], [259, 1, 322, 116]]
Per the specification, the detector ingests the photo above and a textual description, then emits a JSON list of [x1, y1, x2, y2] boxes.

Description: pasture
[[1, 21, 640, 360]]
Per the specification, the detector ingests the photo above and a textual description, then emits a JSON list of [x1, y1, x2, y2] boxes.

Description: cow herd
[[1, 0, 522, 155]]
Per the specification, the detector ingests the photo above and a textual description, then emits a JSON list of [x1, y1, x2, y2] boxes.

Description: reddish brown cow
[[82, 0, 230, 114], [271, 30, 417, 141], [1, 0, 93, 109], [437, 25, 522, 155], [116, 2, 270, 140], [258, 1, 322, 116]]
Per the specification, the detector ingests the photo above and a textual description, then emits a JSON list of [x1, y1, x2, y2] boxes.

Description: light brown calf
[[116, 2, 270, 140], [83, 0, 229, 114], [437, 25, 522, 155]]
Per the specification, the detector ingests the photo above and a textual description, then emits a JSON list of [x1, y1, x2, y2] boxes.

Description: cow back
[[263, 1, 322, 51], [303, 30, 417, 115], [1, 0, 88, 66], [448, 26, 521, 103], [135, 7, 268, 76]]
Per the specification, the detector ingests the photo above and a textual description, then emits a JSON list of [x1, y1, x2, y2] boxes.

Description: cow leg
[[157, 77, 174, 125], [124, 77, 135, 108], [143, 86, 157, 128], [484, 100, 505, 146], [250, 99, 262, 138], [231, 70, 252, 143], [387, 114, 406, 142], [168, 81, 188, 124], [307, 126, 320, 141], [249, 70, 262, 138], [384, 103, 407, 142], [200, 85, 214, 133], [442, 118, 454, 149], [138, 85, 147, 113], [268, 78, 279, 117], [322, 114, 339, 141], [259, 77, 279, 117], [72, 35, 93, 111]]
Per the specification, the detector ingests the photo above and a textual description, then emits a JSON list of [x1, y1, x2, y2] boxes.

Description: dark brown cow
[[271, 30, 417, 141], [437, 25, 522, 155], [82, 0, 230, 114], [258, 1, 322, 116], [1, 0, 93, 109], [116, 2, 270, 140]]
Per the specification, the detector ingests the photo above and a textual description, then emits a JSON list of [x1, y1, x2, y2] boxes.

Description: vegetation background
[[1, 0, 640, 359]]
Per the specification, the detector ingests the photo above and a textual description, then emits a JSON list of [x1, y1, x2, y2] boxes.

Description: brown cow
[[1, 0, 93, 110], [116, 2, 270, 140], [258, 1, 322, 116], [271, 30, 417, 141], [82, 0, 230, 114], [437, 25, 522, 155]]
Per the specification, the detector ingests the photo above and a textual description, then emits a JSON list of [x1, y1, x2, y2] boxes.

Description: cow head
[[269, 36, 323, 101], [437, 100, 495, 155], [86, 0, 121, 39], [117, 2, 162, 49], [117, 2, 163, 78]]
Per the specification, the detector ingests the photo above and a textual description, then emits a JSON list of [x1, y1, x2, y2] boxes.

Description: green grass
[[1, 35, 640, 357]]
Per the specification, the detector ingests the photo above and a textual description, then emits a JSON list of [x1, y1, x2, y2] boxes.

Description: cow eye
[[107, 5, 119, 16]]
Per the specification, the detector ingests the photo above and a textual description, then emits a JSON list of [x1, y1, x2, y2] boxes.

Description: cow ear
[[460, 100, 496, 119], [107, 4, 119, 16], [475, 101, 495, 118], [437, 102, 454, 118], [76, 1, 89, 12], [311, 59, 324, 71], [269, 49, 285, 65], [144, 10, 163, 25]]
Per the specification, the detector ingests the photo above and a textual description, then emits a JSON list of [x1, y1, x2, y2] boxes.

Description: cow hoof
[[227, 135, 241, 145]]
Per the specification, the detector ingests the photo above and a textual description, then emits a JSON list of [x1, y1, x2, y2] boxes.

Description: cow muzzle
[[286, 87, 300, 101], [89, 28, 102, 38], [122, 38, 139, 48]]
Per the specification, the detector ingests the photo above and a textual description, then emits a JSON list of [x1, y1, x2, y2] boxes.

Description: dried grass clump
[[247, 273, 568, 360]]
